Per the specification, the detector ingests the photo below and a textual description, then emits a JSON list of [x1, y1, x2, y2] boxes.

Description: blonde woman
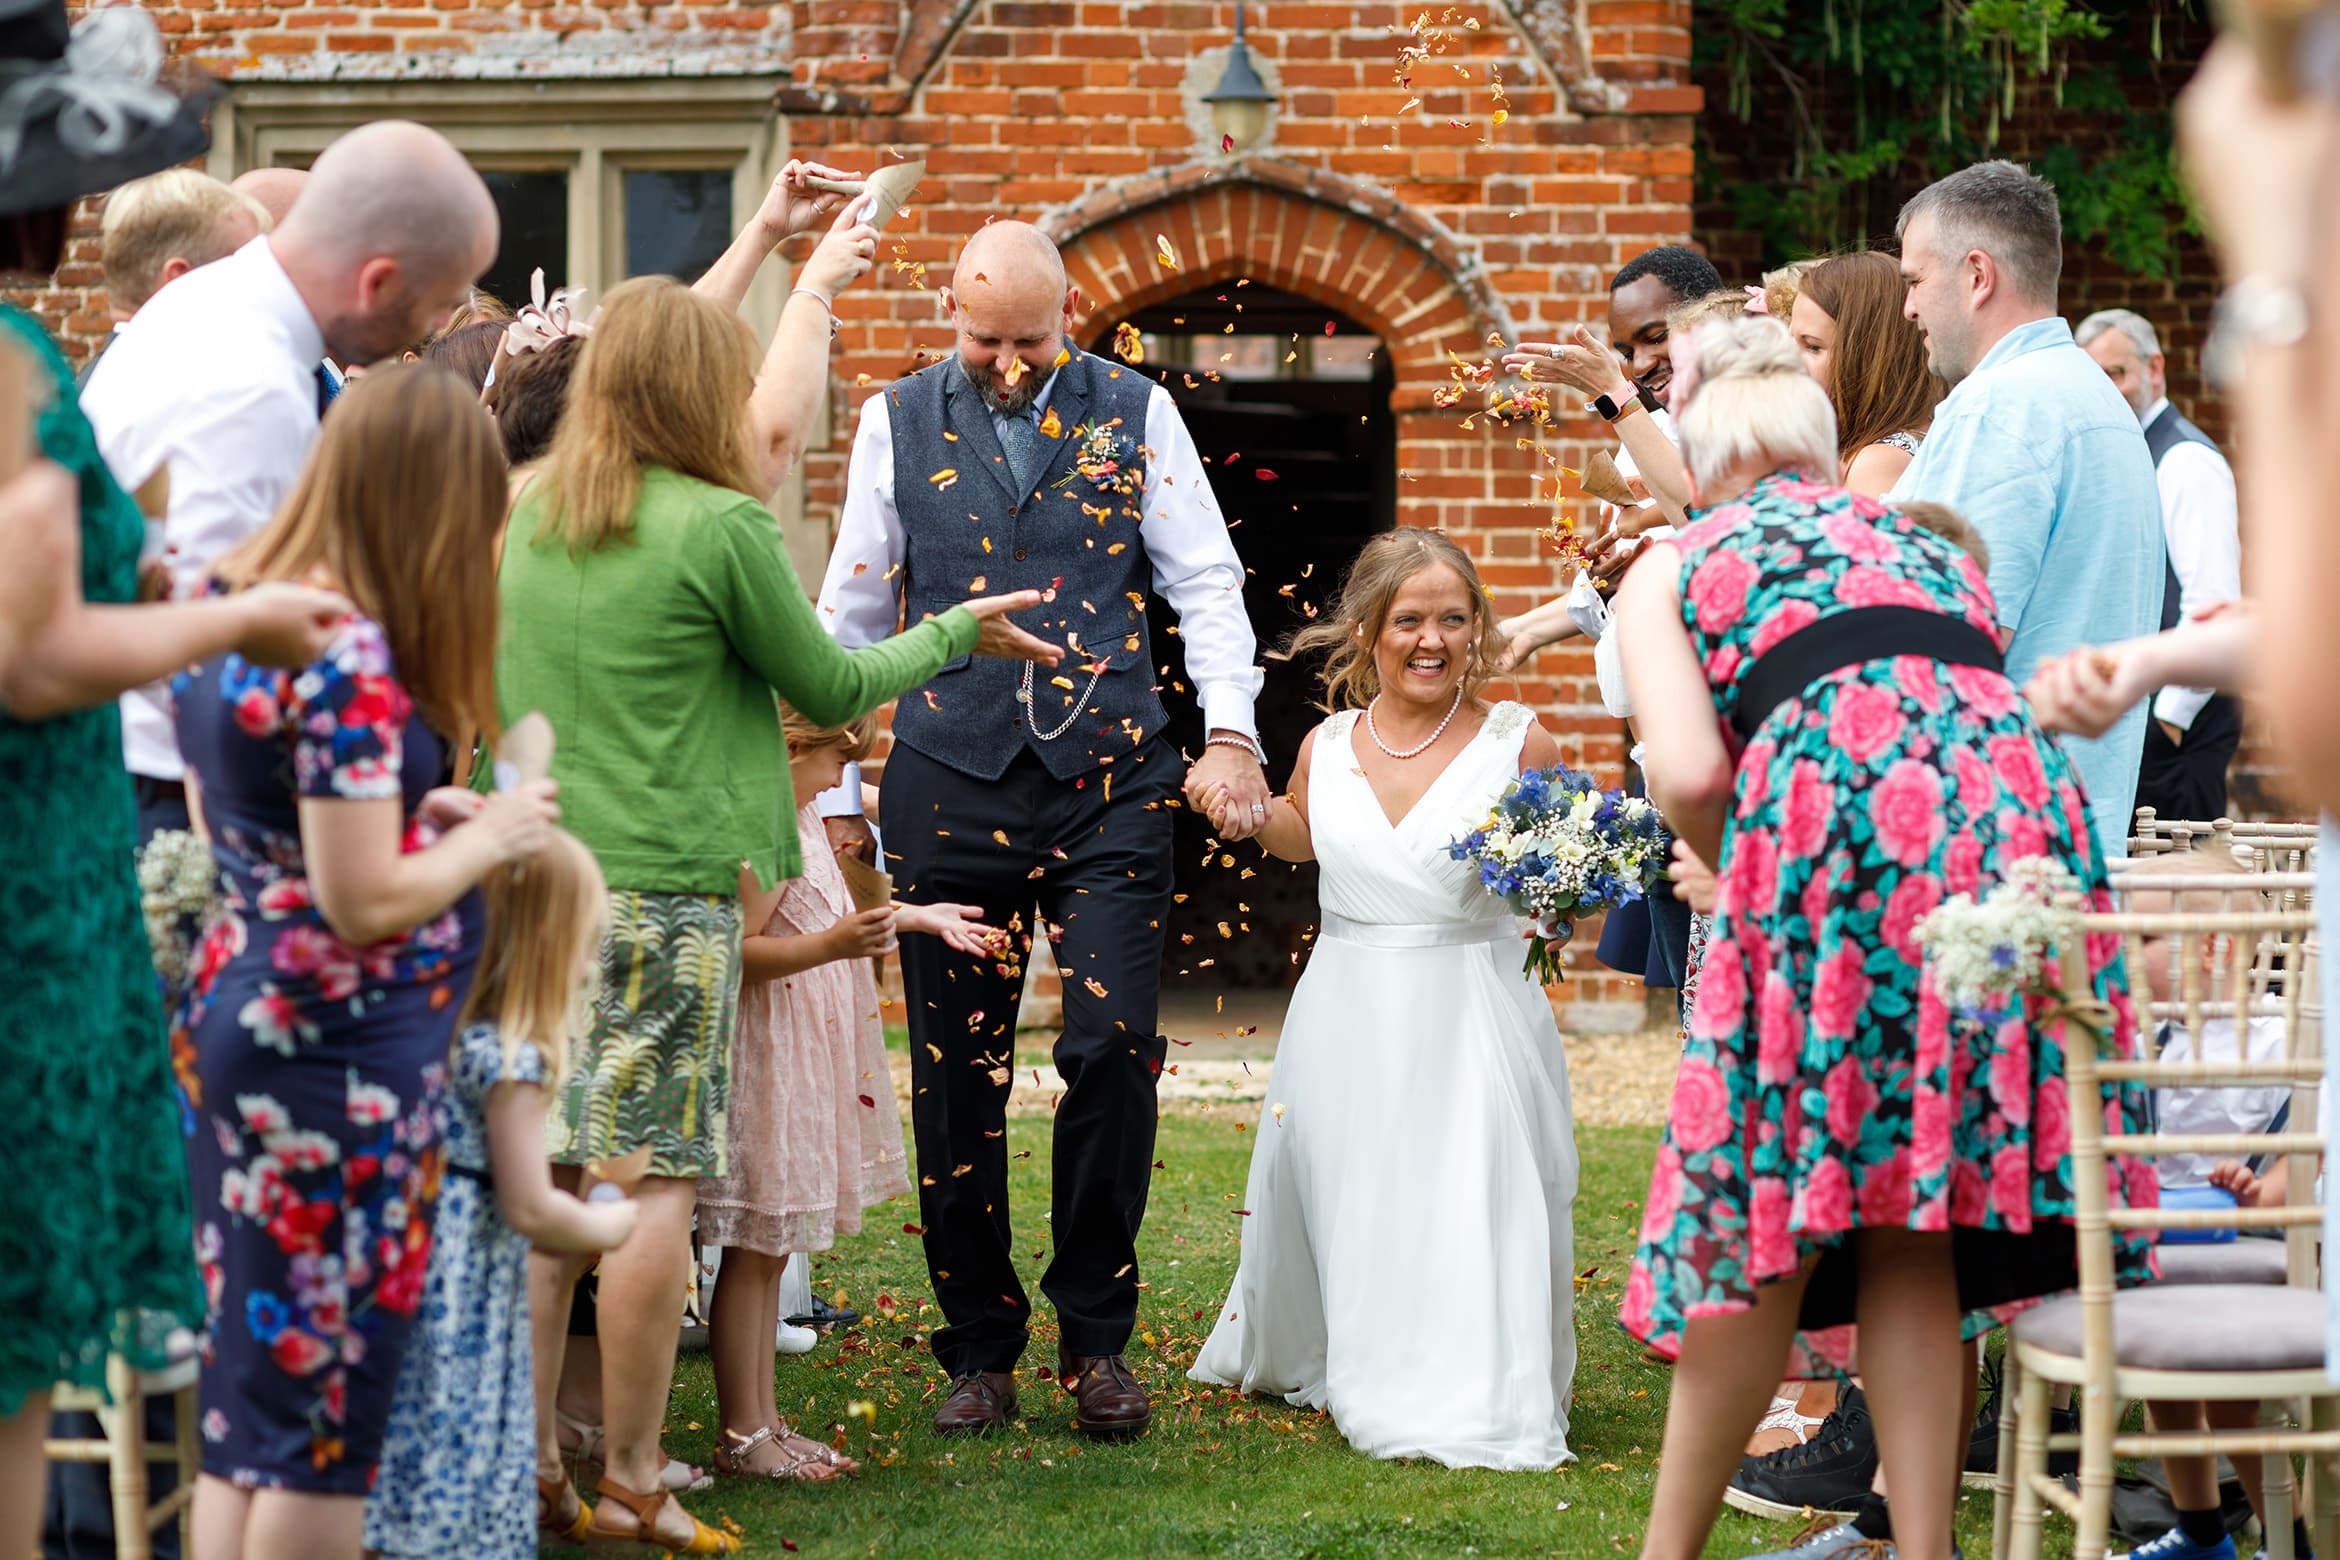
[[1188, 528, 1580, 1470], [496, 272, 1055, 1553]]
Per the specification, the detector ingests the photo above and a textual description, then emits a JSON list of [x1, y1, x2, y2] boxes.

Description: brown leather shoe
[[932, 1371, 1017, 1435], [1058, 1352, 1151, 1439]]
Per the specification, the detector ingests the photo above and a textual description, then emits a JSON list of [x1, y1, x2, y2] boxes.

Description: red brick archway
[[1042, 162, 1549, 547]]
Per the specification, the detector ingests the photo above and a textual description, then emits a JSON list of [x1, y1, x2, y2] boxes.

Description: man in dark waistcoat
[[2079, 308, 2245, 825], [816, 221, 1269, 1438]]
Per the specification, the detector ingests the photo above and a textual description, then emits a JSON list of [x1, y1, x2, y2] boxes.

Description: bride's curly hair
[[1287, 528, 1507, 713]]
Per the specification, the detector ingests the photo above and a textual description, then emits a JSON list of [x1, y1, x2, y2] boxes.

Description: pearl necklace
[[1364, 686, 1464, 760]]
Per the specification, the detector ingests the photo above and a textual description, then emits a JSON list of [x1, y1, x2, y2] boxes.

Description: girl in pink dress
[[699, 710, 1004, 1480]]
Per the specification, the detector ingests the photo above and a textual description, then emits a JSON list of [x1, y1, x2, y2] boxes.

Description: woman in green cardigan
[[502, 271, 1054, 1551]]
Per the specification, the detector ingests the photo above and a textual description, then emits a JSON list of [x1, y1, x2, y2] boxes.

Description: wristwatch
[[2205, 275, 2310, 390], [1591, 390, 1645, 424]]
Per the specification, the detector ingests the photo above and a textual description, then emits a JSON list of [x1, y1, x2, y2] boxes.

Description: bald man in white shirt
[[82, 121, 497, 836]]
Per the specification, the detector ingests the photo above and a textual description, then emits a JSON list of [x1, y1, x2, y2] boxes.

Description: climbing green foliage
[[1695, 0, 2198, 278]]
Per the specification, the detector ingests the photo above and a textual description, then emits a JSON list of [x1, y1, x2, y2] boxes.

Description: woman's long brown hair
[[1801, 250, 1945, 463], [216, 362, 506, 745], [534, 275, 764, 555]]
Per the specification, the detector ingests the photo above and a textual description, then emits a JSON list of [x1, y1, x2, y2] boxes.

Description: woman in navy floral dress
[[172, 367, 558, 1553], [1609, 318, 2156, 1560]]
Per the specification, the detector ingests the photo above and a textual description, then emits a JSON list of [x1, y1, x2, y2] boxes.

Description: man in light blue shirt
[[1889, 160, 2165, 860]]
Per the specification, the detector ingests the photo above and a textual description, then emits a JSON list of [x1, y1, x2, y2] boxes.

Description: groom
[[815, 220, 1269, 1437]]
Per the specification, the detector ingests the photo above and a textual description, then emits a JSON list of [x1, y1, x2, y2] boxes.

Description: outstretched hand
[[1500, 324, 1634, 400], [895, 900, 1009, 958], [962, 590, 1063, 664]]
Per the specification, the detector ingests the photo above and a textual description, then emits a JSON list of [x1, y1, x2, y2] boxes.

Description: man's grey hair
[[1897, 159, 2064, 307], [2074, 308, 2161, 362]]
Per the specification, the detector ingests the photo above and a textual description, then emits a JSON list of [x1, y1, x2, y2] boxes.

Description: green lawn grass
[[550, 1106, 2018, 1558]]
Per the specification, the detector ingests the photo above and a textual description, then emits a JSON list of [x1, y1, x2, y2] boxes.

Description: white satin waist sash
[[1318, 911, 1514, 950]]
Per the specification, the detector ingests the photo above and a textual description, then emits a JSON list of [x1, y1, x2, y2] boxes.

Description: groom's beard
[[962, 352, 1053, 416]]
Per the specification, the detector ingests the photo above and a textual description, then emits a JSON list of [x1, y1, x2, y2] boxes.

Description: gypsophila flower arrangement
[[1913, 856, 2079, 1021], [137, 827, 218, 991], [1447, 766, 1672, 984]]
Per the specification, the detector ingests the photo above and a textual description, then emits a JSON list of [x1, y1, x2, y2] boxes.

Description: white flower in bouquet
[[1913, 857, 2080, 1019]]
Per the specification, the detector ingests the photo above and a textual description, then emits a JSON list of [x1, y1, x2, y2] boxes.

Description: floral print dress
[[1619, 473, 2157, 1377], [174, 617, 481, 1491], [365, 1024, 544, 1557]]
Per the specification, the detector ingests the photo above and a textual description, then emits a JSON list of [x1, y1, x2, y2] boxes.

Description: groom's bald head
[[943, 221, 1080, 415]]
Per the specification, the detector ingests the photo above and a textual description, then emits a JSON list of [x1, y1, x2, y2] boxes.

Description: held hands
[[754, 159, 861, 246], [1500, 324, 1633, 400], [1186, 739, 1273, 842], [963, 590, 1064, 664], [829, 904, 898, 959], [418, 786, 488, 831], [1669, 839, 1719, 915], [2023, 643, 2154, 740], [797, 201, 882, 305], [894, 900, 1008, 958]]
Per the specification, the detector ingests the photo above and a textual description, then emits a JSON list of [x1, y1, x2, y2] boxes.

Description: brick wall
[[7, 0, 1705, 1030]]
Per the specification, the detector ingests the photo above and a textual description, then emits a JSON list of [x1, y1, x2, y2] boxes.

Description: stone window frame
[[210, 76, 827, 573]]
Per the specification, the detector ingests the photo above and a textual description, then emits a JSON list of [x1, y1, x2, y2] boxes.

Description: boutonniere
[[1056, 418, 1139, 496]]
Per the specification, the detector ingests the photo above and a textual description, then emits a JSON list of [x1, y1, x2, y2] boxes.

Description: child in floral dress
[[364, 830, 638, 1556]]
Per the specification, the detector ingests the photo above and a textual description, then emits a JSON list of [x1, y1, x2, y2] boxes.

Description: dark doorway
[[1088, 286, 1396, 993]]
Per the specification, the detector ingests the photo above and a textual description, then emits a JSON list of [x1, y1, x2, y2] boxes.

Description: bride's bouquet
[[1447, 766, 1672, 984]]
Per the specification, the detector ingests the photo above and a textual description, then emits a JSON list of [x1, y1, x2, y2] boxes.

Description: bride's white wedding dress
[[1189, 701, 1579, 1470]]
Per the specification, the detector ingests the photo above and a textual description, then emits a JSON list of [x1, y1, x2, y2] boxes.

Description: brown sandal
[[537, 1469, 591, 1541], [585, 1473, 741, 1555]]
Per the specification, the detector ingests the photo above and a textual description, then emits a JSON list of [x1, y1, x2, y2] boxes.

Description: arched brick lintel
[[1040, 157, 1515, 396]]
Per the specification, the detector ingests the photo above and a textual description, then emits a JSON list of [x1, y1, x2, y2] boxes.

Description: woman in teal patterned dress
[[1609, 317, 2157, 1560], [0, 5, 350, 1541]]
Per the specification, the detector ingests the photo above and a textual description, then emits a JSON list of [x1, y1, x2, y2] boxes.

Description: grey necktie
[[997, 408, 1041, 492]]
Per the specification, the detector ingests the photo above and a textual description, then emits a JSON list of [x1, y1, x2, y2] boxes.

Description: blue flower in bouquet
[[1448, 766, 1673, 984]]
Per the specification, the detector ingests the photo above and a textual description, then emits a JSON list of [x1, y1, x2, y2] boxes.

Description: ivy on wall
[[1694, 0, 2198, 277]]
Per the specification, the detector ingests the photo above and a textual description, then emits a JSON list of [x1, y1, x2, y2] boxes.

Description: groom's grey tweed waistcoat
[[885, 349, 1167, 782]]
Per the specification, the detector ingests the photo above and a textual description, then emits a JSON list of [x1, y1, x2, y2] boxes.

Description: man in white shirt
[[2077, 308, 2245, 823], [83, 120, 497, 836], [814, 220, 1264, 1441]]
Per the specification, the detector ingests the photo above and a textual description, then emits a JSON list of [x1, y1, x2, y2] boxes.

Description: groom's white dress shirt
[[815, 364, 1262, 811], [82, 236, 325, 783]]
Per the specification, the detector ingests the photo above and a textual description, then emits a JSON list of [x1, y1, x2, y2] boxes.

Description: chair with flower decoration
[[43, 1318, 202, 1558], [1991, 903, 2332, 1560]]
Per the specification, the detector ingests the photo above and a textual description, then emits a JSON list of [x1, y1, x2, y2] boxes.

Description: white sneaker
[[775, 1320, 819, 1356]]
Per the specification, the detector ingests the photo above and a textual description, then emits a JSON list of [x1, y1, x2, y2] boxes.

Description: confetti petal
[[1155, 233, 1180, 270], [929, 468, 959, 488], [1112, 321, 1146, 364]]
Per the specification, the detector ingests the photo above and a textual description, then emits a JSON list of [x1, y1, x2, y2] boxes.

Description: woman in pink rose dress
[[1606, 317, 2155, 1560]]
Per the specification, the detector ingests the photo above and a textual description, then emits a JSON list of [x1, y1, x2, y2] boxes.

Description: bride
[[1184, 528, 1581, 1470]]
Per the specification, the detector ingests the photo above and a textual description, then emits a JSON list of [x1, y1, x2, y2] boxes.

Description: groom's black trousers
[[880, 739, 1178, 1375]]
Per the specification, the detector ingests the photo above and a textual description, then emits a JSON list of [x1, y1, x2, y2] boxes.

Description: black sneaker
[[786, 1294, 862, 1331], [1725, 1384, 1881, 1521]]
